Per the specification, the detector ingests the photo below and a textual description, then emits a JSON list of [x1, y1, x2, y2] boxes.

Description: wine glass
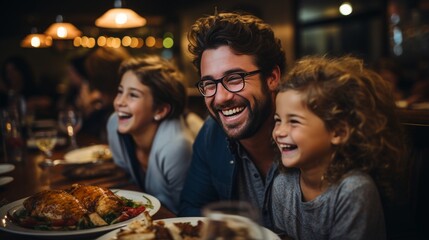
[[201, 201, 266, 240], [34, 128, 58, 158], [33, 128, 57, 190], [58, 108, 82, 149]]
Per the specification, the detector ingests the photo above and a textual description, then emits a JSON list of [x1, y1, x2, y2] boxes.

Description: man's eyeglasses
[[195, 69, 261, 97]]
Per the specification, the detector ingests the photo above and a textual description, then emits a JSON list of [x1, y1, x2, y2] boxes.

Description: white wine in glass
[[34, 129, 57, 158], [58, 108, 82, 149]]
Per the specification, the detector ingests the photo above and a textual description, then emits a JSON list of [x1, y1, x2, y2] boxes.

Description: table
[[0, 134, 175, 239]]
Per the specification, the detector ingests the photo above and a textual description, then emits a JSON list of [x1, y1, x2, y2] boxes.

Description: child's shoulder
[[336, 170, 378, 194]]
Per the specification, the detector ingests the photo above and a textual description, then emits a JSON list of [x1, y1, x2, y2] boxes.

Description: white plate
[[27, 136, 67, 149], [0, 164, 15, 175], [0, 189, 160, 238], [64, 144, 112, 164], [96, 217, 281, 240], [0, 176, 13, 186]]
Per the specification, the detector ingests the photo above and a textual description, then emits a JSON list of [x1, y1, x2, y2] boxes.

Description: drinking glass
[[33, 128, 57, 190], [201, 201, 266, 240], [34, 129, 57, 158], [58, 108, 82, 149], [1, 110, 25, 163]]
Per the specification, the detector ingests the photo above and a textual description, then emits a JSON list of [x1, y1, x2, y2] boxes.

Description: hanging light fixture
[[339, 2, 353, 16], [95, 0, 146, 29], [45, 15, 82, 39], [21, 27, 53, 48]]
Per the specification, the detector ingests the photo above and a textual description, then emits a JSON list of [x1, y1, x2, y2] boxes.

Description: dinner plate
[[0, 164, 15, 175], [96, 217, 281, 240], [64, 144, 112, 164], [0, 189, 160, 238], [27, 136, 67, 149], [0, 176, 13, 186]]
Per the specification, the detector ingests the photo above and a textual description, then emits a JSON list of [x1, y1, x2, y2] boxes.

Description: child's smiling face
[[273, 90, 338, 171]]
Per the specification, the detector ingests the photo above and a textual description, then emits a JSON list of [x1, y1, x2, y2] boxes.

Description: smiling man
[[178, 12, 286, 229]]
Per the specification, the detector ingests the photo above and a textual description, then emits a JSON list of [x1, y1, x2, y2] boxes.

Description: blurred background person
[[0, 55, 53, 117], [80, 46, 131, 141], [406, 63, 429, 107], [57, 53, 89, 110], [107, 55, 196, 214], [371, 57, 412, 103]]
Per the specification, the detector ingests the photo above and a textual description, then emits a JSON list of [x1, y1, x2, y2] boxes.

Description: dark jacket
[[178, 117, 238, 217]]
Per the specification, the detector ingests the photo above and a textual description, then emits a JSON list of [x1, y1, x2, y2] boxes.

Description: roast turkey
[[66, 184, 125, 218], [23, 189, 89, 226], [22, 184, 126, 228]]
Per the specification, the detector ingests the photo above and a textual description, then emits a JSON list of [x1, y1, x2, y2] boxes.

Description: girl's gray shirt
[[272, 168, 386, 240], [107, 113, 194, 214]]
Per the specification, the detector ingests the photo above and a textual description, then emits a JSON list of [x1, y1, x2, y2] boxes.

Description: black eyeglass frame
[[195, 69, 262, 97]]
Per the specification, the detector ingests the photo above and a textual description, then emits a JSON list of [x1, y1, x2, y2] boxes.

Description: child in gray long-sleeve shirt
[[271, 56, 406, 239]]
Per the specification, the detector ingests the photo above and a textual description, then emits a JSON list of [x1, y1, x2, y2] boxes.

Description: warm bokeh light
[[145, 36, 156, 47], [73, 37, 82, 47], [87, 37, 96, 48], [137, 38, 144, 48], [81, 36, 89, 47], [112, 37, 122, 48], [155, 38, 163, 48], [106, 37, 114, 47], [97, 36, 107, 46], [130, 37, 139, 48], [73, 33, 173, 49], [122, 36, 132, 46]]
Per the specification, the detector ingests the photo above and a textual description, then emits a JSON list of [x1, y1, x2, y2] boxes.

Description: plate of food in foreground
[[0, 185, 160, 238], [96, 216, 281, 240]]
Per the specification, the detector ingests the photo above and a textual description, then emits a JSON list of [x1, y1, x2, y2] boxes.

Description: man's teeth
[[222, 107, 244, 116]]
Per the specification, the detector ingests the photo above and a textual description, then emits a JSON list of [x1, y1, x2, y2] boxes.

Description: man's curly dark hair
[[188, 12, 286, 79]]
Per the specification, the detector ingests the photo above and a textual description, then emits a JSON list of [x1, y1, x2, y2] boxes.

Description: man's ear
[[331, 122, 350, 145], [267, 65, 281, 91]]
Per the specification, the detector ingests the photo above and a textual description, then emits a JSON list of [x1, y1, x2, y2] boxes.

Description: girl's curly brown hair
[[277, 55, 407, 200]]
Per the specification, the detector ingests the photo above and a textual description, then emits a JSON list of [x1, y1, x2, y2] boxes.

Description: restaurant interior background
[[0, 0, 428, 109], [0, 0, 428, 239]]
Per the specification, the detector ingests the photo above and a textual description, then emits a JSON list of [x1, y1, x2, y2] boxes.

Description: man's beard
[[209, 94, 273, 140]]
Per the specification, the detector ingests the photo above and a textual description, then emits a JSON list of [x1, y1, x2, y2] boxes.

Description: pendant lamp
[[95, 0, 146, 28], [21, 28, 53, 48], [45, 15, 82, 39]]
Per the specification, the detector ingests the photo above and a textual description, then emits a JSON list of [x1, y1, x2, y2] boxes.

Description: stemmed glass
[[58, 108, 82, 150], [33, 128, 57, 190], [201, 201, 266, 240], [34, 129, 58, 158]]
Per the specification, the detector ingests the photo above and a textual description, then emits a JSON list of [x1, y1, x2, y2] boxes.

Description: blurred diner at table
[[57, 52, 90, 111], [79, 46, 131, 142], [0, 55, 54, 125]]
